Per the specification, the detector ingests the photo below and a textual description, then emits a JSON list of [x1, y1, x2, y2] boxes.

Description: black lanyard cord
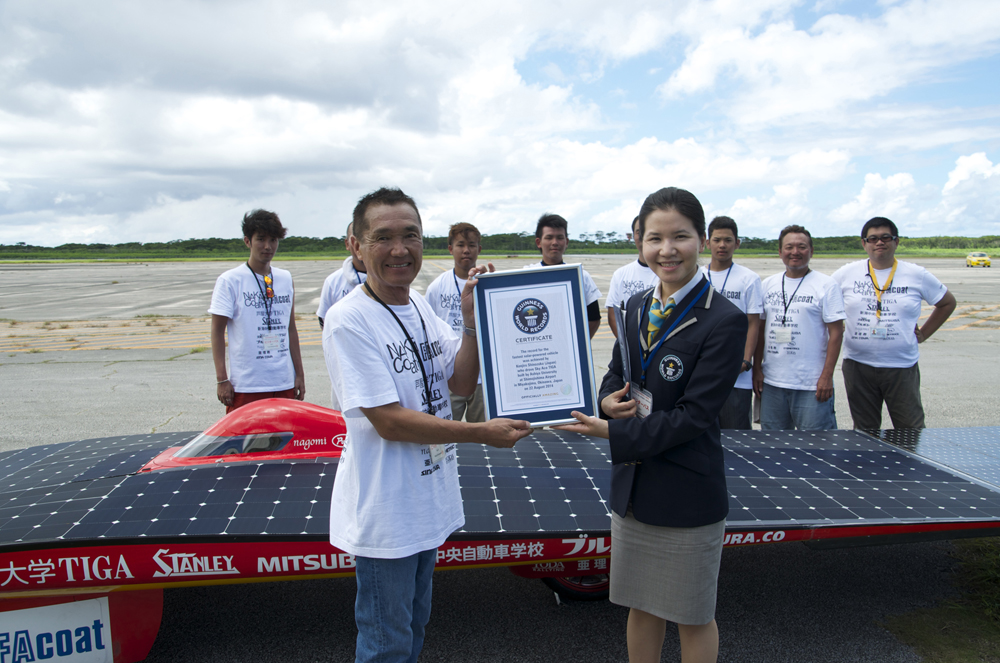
[[780, 269, 810, 326], [364, 282, 435, 415]]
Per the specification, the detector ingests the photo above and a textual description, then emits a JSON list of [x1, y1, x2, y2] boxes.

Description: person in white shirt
[[316, 221, 367, 329], [529, 213, 602, 338], [703, 216, 762, 429], [606, 216, 659, 339], [424, 222, 486, 422], [323, 187, 532, 663], [209, 209, 305, 412], [753, 225, 845, 430], [832, 217, 956, 429]]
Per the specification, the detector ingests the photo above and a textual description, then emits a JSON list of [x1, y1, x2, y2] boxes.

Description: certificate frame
[[473, 263, 598, 427]]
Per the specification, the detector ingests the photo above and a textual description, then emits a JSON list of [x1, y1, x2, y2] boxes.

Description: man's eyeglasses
[[864, 234, 897, 244]]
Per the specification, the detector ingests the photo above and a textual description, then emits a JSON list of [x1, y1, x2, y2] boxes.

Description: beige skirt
[[610, 511, 726, 625]]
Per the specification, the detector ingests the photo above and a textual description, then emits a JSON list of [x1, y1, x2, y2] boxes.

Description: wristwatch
[[741, 359, 752, 372]]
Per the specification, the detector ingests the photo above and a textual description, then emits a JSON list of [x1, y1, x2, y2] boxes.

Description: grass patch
[[27, 348, 42, 354], [189, 346, 207, 354], [885, 538, 1000, 661]]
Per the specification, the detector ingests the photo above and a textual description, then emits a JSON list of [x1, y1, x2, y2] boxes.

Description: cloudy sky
[[2, 0, 999, 246]]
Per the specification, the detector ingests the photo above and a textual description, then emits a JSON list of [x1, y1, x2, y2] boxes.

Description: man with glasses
[[832, 217, 956, 429]]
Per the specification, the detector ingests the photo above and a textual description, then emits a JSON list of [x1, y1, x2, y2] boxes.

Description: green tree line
[[1, 233, 998, 259]]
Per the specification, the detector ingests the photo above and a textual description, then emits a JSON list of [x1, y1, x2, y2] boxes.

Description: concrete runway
[[1, 256, 997, 449], [1, 255, 998, 661]]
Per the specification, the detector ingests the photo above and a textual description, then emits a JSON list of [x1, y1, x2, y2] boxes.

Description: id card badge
[[261, 333, 281, 350], [774, 327, 793, 344], [429, 444, 445, 464], [631, 382, 653, 419], [871, 325, 888, 339]]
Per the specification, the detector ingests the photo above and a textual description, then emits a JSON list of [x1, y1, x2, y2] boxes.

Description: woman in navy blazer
[[558, 188, 746, 663]]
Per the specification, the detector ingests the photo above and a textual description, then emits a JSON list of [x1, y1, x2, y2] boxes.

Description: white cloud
[[711, 182, 814, 238], [828, 153, 1000, 237], [828, 172, 920, 228], [659, 0, 1000, 128], [0, 0, 997, 246]]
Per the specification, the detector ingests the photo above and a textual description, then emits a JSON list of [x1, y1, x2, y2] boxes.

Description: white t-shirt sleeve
[[605, 270, 624, 309], [582, 270, 602, 306], [821, 279, 847, 323], [746, 273, 763, 315], [921, 268, 948, 305], [208, 272, 237, 318], [317, 271, 339, 319]]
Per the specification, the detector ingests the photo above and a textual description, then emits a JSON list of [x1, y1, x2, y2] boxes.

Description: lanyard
[[867, 259, 897, 321], [247, 263, 274, 332], [780, 270, 809, 326], [452, 269, 463, 297], [708, 264, 733, 296], [364, 282, 435, 415], [637, 280, 710, 385]]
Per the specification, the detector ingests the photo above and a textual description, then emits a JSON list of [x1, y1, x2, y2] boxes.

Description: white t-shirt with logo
[[324, 287, 464, 559], [424, 268, 466, 334], [605, 260, 658, 309], [832, 259, 948, 368], [523, 261, 602, 306], [702, 263, 763, 390], [208, 264, 295, 393], [760, 270, 846, 391], [424, 269, 483, 387], [316, 257, 367, 321]]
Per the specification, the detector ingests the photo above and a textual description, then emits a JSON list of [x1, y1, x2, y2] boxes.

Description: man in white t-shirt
[[323, 187, 532, 663], [424, 222, 486, 423], [209, 209, 305, 412], [753, 225, 845, 430], [832, 217, 956, 429], [605, 216, 658, 339], [527, 213, 602, 338], [702, 216, 762, 429], [316, 221, 367, 329], [316, 221, 367, 411]]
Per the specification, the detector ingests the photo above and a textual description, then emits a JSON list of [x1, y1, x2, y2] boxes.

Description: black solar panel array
[[1, 427, 1000, 548]]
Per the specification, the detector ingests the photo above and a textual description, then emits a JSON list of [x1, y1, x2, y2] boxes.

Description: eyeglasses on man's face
[[864, 234, 897, 244]]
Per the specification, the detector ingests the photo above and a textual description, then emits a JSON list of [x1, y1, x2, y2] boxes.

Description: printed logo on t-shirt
[[621, 279, 652, 299], [513, 299, 550, 334], [437, 292, 462, 311], [659, 355, 684, 381], [243, 291, 292, 307], [386, 338, 444, 375], [764, 291, 814, 306], [719, 289, 742, 301], [850, 279, 909, 297]]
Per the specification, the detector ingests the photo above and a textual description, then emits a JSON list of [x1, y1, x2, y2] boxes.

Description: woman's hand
[[601, 384, 636, 419], [552, 411, 609, 439]]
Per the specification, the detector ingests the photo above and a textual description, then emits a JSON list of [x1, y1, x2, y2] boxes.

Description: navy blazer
[[601, 274, 748, 528]]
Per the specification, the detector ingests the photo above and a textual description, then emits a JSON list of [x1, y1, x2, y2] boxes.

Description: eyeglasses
[[863, 234, 897, 244]]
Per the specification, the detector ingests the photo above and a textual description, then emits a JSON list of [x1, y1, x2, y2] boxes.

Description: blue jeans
[[354, 549, 436, 663], [760, 383, 837, 430]]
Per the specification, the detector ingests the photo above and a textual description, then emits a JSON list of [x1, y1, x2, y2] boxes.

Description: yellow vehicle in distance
[[967, 252, 992, 267]]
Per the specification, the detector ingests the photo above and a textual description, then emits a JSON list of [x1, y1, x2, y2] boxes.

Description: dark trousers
[[718, 387, 752, 430], [842, 358, 925, 430]]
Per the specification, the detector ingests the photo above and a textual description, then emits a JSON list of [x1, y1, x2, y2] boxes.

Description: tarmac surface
[[1, 254, 998, 661]]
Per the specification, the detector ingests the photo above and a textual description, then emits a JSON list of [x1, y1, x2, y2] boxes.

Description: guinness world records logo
[[659, 355, 683, 381], [513, 299, 549, 333]]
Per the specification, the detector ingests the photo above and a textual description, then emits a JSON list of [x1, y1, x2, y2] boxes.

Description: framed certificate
[[473, 263, 598, 427]]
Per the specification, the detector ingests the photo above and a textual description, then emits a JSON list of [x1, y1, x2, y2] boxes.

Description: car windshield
[[173, 431, 294, 458], [972, 253, 987, 257]]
